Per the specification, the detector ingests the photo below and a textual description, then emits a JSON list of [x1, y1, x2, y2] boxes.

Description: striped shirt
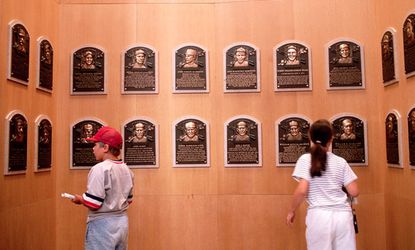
[[292, 152, 357, 211], [83, 159, 134, 222]]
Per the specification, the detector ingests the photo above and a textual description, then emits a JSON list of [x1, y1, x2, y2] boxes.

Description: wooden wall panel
[[0, 0, 58, 249], [2, 0, 415, 249]]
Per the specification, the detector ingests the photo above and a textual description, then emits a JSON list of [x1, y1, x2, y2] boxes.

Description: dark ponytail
[[309, 119, 333, 177]]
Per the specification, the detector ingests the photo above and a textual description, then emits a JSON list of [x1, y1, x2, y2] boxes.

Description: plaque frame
[[326, 38, 366, 90], [122, 117, 159, 169], [36, 36, 54, 93], [381, 28, 399, 86], [274, 40, 313, 92], [224, 115, 262, 168], [34, 115, 53, 172], [172, 116, 210, 168], [275, 114, 312, 167], [330, 113, 368, 166], [7, 20, 30, 85], [223, 42, 261, 93], [403, 12, 415, 78], [70, 45, 107, 95], [172, 44, 209, 94], [385, 110, 403, 168], [70, 118, 106, 169], [4, 110, 28, 175], [121, 44, 159, 94], [407, 106, 415, 169]]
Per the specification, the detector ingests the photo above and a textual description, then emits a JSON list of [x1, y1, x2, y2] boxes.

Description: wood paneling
[[1, 0, 415, 249]]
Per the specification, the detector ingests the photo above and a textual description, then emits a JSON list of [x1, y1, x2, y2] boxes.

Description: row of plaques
[[6, 108, 415, 174], [7, 14, 415, 94]]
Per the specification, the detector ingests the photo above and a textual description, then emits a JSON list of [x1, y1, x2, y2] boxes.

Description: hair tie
[[315, 140, 321, 144]]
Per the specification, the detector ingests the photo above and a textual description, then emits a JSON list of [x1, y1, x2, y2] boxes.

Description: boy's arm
[[72, 194, 100, 211]]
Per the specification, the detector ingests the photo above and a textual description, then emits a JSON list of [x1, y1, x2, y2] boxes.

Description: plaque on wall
[[173, 117, 209, 167], [275, 42, 312, 91], [385, 112, 401, 167], [8, 21, 30, 85], [224, 43, 260, 92], [71, 46, 106, 95], [35, 116, 52, 171], [276, 116, 311, 166], [70, 119, 104, 169], [174, 45, 209, 93], [407, 108, 415, 167], [381, 30, 398, 85], [225, 116, 262, 167], [331, 115, 367, 165], [37, 38, 54, 92], [123, 118, 158, 168], [122, 46, 158, 94], [327, 40, 365, 90], [403, 14, 415, 77], [4, 111, 28, 175]]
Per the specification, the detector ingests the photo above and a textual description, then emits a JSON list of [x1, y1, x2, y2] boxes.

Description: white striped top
[[83, 159, 134, 222], [292, 152, 357, 211]]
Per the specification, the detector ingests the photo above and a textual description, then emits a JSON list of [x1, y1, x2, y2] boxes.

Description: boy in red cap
[[71, 126, 134, 250]]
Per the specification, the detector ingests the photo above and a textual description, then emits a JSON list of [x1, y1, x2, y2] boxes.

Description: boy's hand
[[72, 194, 83, 205]]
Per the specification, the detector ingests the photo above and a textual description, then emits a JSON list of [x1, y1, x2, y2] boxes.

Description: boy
[[71, 126, 134, 250]]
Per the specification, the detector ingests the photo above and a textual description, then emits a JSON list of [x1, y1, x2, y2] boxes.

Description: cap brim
[[85, 137, 99, 143]]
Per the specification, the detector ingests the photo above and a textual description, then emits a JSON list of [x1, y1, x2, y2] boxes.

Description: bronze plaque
[[403, 14, 415, 76], [277, 118, 310, 165], [123, 46, 157, 93], [38, 39, 54, 91], [174, 119, 208, 166], [8, 114, 28, 172], [226, 118, 260, 166], [381, 31, 396, 84], [385, 113, 399, 165], [276, 43, 311, 90], [332, 116, 366, 164], [175, 46, 207, 93], [9, 23, 30, 84], [71, 120, 103, 168], [225, 44, 258, 92], [407, 109, 415, 166], [124, 120, 157, 167], [328, 41, 364, 89], [37, 119, 52, 170], [72, 47, 105, 94]]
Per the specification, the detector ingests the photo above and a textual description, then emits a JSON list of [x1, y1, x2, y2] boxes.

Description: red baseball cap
[[86, 126, 123, 149]]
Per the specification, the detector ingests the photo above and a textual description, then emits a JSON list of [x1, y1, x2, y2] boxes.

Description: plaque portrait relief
[[403, 14, 415, 77], [8, 22, 30, 84], [5, 112, 28, 175], [407, 108, 415, 166], [71, 119, 104, 169], [122, 46, 157, 94], [123, 119, 158, 168], [225, 117, 262, 167], [276, 117, 311, 166], [224, 44, 259, 92], [385, 112, 401, 167], [173, 118, 209, 167], [37, 38, 54, 92], [275, 42, 311, 91], [327, 40, 365, 89], [174, 45, 208, 93], [35, 117, 52, 171], [71, 46, 106, 95], [331, 116, 367, 165]]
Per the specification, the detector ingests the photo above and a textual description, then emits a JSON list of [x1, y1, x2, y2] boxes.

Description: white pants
[[305, 208, 356, 250]]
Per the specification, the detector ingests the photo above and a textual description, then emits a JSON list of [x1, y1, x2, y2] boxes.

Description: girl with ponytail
[[286, 119, 359, 250]]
